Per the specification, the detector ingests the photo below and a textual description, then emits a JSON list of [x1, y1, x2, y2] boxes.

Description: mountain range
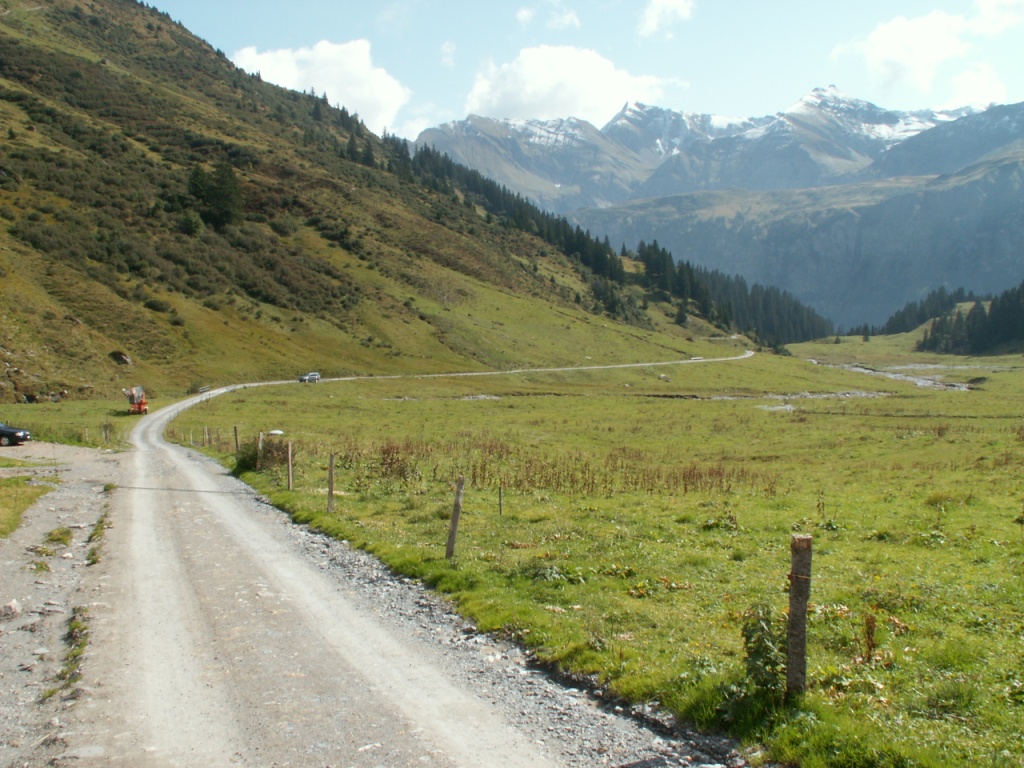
[[416, 88, 1024, 327], [415, 87, 982, 214], [0, 0, 783, 402]]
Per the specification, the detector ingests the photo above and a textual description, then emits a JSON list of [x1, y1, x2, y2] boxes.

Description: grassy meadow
[[165, 337, 1024, 768], [0, 399, 138, 451]]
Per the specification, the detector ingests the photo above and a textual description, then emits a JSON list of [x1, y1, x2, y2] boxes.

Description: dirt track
[[1, 386, 752, 768]]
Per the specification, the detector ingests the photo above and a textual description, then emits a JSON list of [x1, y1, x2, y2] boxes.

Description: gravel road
[[1, 388, 756, 768]]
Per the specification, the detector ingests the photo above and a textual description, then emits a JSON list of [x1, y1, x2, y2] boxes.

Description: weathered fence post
[[327, 453, 335, 513], [234, 425, 240, 454], [787, 534, 813, 701], [445, 476, 466, 560], [257, 432, 264, 470], [287, 441, 293, 491]]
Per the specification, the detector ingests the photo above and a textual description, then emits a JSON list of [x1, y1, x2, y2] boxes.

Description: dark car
[[298, 372, 321, 383], [0, 422, 31, 446]]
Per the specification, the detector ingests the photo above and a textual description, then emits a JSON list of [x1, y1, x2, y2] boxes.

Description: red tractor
[[124, 386, 149, 415]]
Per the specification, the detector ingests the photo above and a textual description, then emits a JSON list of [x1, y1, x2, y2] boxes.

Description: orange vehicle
[[124, 386, 149, 415]]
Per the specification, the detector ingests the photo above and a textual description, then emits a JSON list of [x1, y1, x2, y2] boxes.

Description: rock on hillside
[[870, 101, 1024, 178]]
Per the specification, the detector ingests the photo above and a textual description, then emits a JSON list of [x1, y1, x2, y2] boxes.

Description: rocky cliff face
[[575, 158, 1024, 328], [870, 101, 1024, 178]]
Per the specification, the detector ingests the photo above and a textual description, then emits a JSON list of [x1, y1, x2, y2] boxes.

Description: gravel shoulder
[[0, 441, 124, 767], [1, 422, 755, 768]]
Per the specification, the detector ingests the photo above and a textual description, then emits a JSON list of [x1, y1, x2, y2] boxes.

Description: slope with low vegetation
[[0, 0, 830, 408]]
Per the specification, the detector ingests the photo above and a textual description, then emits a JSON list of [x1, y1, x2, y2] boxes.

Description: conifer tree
[[205, 161, 244, 228]]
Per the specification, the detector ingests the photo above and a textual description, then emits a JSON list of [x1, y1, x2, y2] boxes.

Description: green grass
[[0, 475, 52, 537], [0, 397, 151, 449], [45, 526, 73, 547], [42, 605, 90, 701], [85, 505, 111, 566], [168, 343, 1024, 767]]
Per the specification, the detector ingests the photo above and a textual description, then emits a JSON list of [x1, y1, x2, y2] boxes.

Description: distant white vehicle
[[298, 372, 321, 383]]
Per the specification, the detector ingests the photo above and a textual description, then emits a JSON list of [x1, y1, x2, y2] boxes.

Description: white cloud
[[517, 3, 581, 30], [833, 1, 1024, 99], [970, 0, 1024, 34], [945, 62, 1007, 107], [637, 0, 696, 37], [440, 40, 456, 69], [464, 45, 675, 125], [846, 12, 970, 92], [548, 8, 581, 29], [232, 40, 410, 135], [393, 102, 452, 141]]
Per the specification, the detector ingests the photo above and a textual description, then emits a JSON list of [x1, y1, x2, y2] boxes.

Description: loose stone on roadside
[[288, 524, 759, 768]]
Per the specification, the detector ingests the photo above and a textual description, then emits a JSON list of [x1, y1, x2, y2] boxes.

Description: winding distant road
[[324, 349, 755, 383], [63, 352, 754, 766]]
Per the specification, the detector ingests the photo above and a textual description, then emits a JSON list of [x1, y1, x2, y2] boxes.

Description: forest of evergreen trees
[[847, 287, 983, 338], [630, 240, 833, 346], [388, 138, 833, 345], [916, 280, 1024, 353]]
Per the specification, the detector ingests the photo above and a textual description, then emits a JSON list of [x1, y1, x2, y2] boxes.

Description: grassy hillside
[[0, 0, 722, 405]]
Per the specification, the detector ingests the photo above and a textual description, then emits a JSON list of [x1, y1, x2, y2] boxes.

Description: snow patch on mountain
[[506, 117, 593, 147], [414, 87, 1001, 215]]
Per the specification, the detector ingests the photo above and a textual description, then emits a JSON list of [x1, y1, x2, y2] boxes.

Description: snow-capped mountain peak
[[778, 85, 983, 145], [414, 88, 1005, 215], [601, 101, 766, 157]]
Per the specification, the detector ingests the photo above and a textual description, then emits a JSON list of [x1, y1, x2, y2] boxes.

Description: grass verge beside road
[[0, 476, 52, 538], [1, 399, 135, 450]]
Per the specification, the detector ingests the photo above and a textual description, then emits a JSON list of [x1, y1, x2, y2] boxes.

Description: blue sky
[[148, 0, 1024, 139]]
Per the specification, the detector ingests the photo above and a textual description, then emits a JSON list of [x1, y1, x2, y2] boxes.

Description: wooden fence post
[[787, 534, 813, 701], [287, 441, 293, 491], [445, 476, 465, 560], [327, 453, 335, 513], [257, 432, 264, 470], [234, 425, 239, 454]]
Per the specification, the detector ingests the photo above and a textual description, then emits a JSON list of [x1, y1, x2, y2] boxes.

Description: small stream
[[810, 360, 972, 391]]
